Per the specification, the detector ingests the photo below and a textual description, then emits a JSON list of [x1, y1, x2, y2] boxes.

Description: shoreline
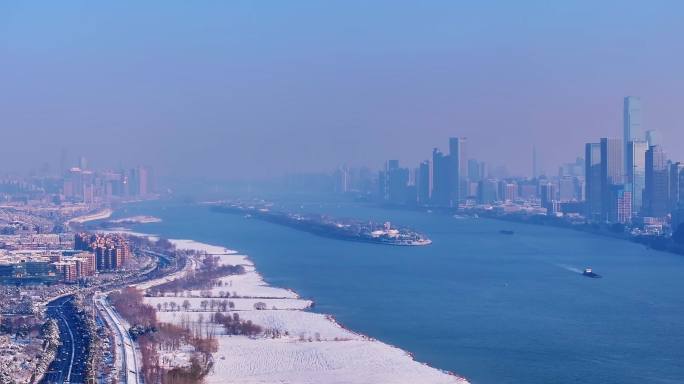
[[476, 212, 684, 256], [374, 202, 684, 257], [130, 236, 468, 383], [66, 208, 113, 226]]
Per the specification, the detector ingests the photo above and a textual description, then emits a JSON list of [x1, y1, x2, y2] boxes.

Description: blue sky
[[1, 1, 683, 178]]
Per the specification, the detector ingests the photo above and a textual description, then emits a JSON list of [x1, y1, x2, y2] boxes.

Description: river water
[[117, 199, 684, 384]]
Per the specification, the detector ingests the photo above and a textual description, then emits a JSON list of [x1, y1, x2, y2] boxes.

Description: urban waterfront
[[118, 199, 684, 384]]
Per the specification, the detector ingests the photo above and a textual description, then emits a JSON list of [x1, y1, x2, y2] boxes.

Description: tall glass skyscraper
[[623, 96, 643, 175], [646, 129, 661, 147], [417, 160, 430, 205], [645, 145, 669, 217], [585, 143, 602, 220], [627, 140, 647, 216], [431, 148, 449, 207], [600, 138, 624, 221], [448, 137, 467, 205]]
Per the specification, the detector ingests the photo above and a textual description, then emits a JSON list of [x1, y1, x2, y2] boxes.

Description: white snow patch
[[208, 337, 467, 384], [169, 239, 239, 256]]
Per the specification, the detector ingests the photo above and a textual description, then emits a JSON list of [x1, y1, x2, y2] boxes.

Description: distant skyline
[[2, 2, 684, 179]]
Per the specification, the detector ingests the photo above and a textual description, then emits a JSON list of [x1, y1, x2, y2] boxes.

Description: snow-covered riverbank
[[109, 215, 162, 224], [140, 239, 468, 384]]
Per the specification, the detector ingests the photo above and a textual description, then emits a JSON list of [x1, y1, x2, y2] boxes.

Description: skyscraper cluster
[[378, 137, 470, 208], [373, 96, 684, 234], [377, 135, 585, 213], [585, 97, 684, 229], [61, 158, 153, 203]]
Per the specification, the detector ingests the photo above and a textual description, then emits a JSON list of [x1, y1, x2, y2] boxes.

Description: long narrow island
[[211, 203, 432, 246]]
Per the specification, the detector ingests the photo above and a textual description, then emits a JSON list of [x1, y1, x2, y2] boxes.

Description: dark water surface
[[117, 200, 684, 384]]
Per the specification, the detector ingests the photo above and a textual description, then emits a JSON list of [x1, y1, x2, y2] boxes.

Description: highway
[[41, 296, 90, 384], [40, 249, 187, 384], [96, 294, 140, 384]]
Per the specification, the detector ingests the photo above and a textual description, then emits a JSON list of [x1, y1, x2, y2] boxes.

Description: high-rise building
[[585, 143, 602, 220], [417, 161, 430, 205], [477, 179, 499, 204], [378, 160, 398, 201], [126, 166, 150, 197], [431, 148, 450, 207], [504, 182, 517, 201], [386, 161, 410, 205], [468, 159, 482, 182], [627, 140, 647, 216], [669, 163, 684, 225], [644, 145, 669, 218], [497, 181, 516, 202], [607, 184, 633, 224], [558, 176, 575, 202], [333, 166, 350, 193], [623, 96, 642, 175], [449, 137, 467, 205], [646, 129, 661, 147], [601, 138, 624, 185], [378, 170, 388, 201], [600, 138, 624, 221], [540, 182, 556, 212]]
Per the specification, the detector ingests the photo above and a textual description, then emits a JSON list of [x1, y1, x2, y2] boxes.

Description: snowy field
[[142, 239, 469, 384], [208, 337, 465, 384], [157, 310, 360, 341], [68, 208, 113, 224], [154, 270, 299, 299]]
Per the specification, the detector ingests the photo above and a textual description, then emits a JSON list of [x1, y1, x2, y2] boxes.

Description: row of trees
[[212, 312, 262, 336], [148, 264, 245, 297], [109, 287, 217, 384], [155, 299, 236, 313], [110, 287, 157, 327]]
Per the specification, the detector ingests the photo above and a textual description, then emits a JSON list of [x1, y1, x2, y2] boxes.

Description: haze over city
[[3, 3, 684, 384], [2, 1, 684, 179]]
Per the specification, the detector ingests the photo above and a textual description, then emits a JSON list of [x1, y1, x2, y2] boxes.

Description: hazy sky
[[1, 1, 683, 179]]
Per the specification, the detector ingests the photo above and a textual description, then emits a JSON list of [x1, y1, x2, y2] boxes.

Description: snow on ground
[[169, 239, 239, 256], [68, 208, 113, 224], [96, 229, 160, 242], [170, 239, 251, 266], [142, 239, 468, 384], [236, 310, 360, 341], [159, 345, 195, 369], [110, 215, 162, 224], [213, 271, 299, 298], [166, 270, 299, 299], [156, 310, 360, 342], [208, 337, 466, 384]]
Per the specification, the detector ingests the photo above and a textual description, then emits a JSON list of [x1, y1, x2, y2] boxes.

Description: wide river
[[118, 199, 684, 384]]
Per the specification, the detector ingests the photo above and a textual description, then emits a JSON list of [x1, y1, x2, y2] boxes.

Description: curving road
[[41, 296, 90, 384], [96, 293, 140, 384]]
